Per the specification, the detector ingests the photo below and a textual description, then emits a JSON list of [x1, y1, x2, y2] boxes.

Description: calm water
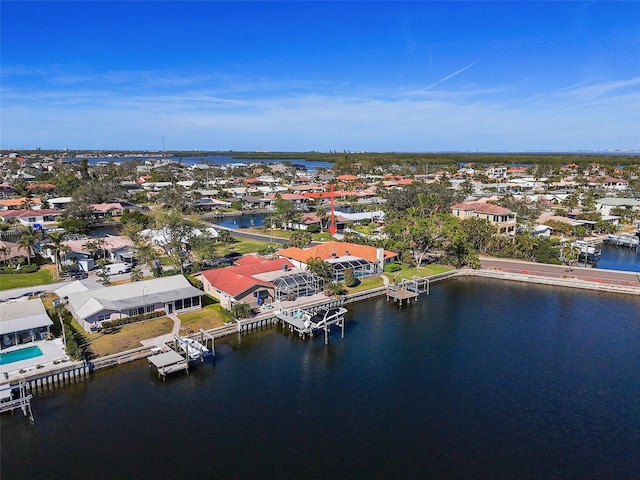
[[211, 213, 267, 228], [2, 278, 640, 479], [73, 155, 334, 171], [597, 243, 640, 272]]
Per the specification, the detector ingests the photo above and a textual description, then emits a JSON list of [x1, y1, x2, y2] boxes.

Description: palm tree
[[130, 267, 144, 282], [44, 231, 66, 278], [561, 244, 581, 275], [17, 226, 39, 265], [0, 244, 9, 267], [305, 256, 333, 281]]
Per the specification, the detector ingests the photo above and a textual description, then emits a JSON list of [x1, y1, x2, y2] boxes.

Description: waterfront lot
[[86, 317, 174, 357], [178, 296, 232, 331]]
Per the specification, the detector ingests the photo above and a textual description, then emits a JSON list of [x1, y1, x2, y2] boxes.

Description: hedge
[[383, 263, 402, 273], [0, 265, 39, 274], [102, 310, 165, 329]]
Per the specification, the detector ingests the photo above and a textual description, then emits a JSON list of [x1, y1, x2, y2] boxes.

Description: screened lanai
[[328, 257, 378, 282], [273, 272, 324, 302]]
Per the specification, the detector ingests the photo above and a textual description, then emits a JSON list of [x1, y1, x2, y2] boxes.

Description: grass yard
[[387, 264, 454, 282], [345, 276, 385, 293], [178, 296, 232, 331], [218, 239, 273, 255], [0, 265, 56, 290], [86, 317, 175, 357]]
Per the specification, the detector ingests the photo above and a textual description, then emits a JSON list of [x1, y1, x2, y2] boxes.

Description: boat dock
[[276, 304, 348, 344], [604, 233, 639, 249], [386, 277, 430, 306], [571, 239, 603, 264], [0, 382, 34, 423], [148, 350, 189, 380]]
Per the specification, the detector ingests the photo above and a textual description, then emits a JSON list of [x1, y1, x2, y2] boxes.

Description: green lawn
[[218, 239, 273, 255], [87, 317, 175, 357], [345, 276, 385, 293], [0, 268, 56, 290], [386, 264, 454, 282], [178, 296, 232, 330]]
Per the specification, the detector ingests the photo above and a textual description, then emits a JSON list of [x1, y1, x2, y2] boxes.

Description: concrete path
[[139, 314, 182, 349]]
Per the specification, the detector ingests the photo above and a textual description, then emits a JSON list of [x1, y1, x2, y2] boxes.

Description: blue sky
[[2, 1, 639, 152]]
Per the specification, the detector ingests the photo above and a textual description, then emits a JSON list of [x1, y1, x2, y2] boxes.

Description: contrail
[[422, 60, 477, 91]]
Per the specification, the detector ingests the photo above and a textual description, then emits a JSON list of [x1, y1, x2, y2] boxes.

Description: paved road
[[0, 265, 153, 302], [208, 224, 325, 246], [480, 257, 640, 286]]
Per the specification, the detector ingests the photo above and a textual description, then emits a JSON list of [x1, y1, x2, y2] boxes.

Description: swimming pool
[[0, 345, 44, 365]]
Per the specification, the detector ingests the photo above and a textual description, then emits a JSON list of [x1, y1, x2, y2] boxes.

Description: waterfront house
[[200, 256, 301, 310], [65, 275, 204, 332], [0, 298, 53, 350], [277, 241, 399, 282], [451, 201, 517, 234]]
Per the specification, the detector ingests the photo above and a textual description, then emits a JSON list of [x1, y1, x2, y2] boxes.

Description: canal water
[[3, 277, 640, 479], [596, 243, 640, 272]]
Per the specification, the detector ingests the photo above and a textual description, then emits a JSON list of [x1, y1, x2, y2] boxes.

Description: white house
[[0, 298, 53, 350], [64, 275, 204, 332]]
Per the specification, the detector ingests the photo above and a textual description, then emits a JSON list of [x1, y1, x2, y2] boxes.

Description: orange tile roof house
[[451, 201, 517, 234], [336, 174, 359, 182], [277, 241, 399, 282]]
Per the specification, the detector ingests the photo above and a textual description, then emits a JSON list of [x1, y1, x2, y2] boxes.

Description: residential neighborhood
[[1, 151, 639, 380]]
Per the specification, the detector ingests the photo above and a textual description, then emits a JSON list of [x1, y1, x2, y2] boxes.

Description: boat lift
[[276, 305, 348, 344]]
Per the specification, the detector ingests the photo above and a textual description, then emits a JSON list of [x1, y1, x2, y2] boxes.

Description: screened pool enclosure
[[273, 272, 324, 302]]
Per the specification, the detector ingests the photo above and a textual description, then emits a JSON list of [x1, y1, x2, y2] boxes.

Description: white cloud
[[2, 72, 639, 151]]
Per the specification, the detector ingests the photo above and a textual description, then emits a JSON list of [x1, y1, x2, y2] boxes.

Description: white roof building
[[0, 298, 53, 348], [64, 275, 204, 332]]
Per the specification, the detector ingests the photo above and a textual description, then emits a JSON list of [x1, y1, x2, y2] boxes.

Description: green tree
[[232, 302, 252, 319], [305, 256, 333, 281], [343, 267, 356, 287], [43, 231, 68, 278], [288, 230, 312, 248], [561, 244, 581, 274], [17, 226, 39, 265], [151, 209, 200, 274], [130, 267, 144, 282], [457, 217, 495, 253]]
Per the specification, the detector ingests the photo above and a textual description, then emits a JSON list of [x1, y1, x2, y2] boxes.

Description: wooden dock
[[0, 382, 34, 423], [148, 350, 189, 380]]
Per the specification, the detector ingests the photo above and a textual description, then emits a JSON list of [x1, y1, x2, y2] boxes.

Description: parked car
[[98, 263, 132, 275], [70, 271, 88, 280]]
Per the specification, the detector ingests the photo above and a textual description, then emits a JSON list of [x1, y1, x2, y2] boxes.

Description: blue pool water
[[0, 345, 43, 365]]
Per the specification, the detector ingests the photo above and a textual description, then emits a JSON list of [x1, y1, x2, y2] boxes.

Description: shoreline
[[2, 264, 639, 393]]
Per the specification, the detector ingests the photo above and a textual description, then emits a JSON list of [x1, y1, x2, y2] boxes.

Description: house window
[[29, 217, 36, 223], [146, 305, 154, 313], [184, 297, 192, 309], [192, 296, 200, 306], [175, 299, 183, 310]]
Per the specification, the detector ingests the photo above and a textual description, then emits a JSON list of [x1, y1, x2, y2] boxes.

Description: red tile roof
[[201, 258, 295, 297]]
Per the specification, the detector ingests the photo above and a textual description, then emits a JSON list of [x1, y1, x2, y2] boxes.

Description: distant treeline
[[5, 149, 640, 168]]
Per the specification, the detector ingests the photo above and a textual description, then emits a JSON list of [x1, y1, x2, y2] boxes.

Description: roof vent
[[345, 250, 350, 256], [282, 264, 289, 271]]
